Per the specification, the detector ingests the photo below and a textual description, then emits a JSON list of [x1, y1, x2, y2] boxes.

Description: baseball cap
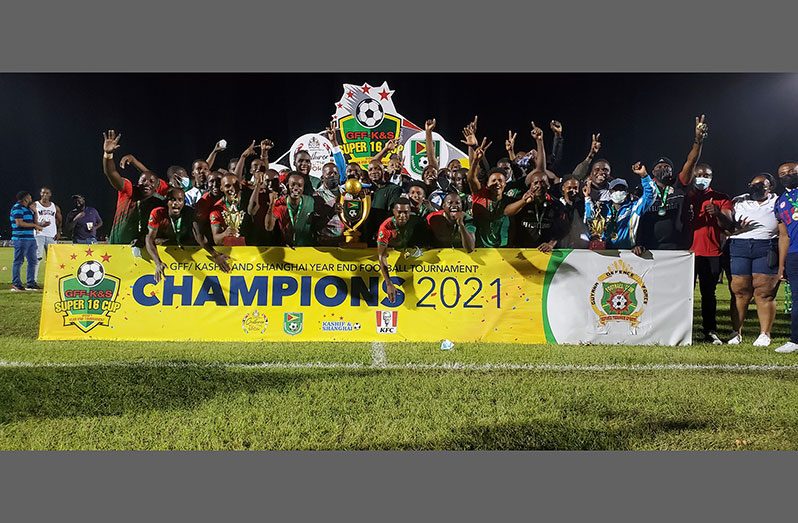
[[608, 179, 628, 190], [71, 194, 85, 200], [653, 157, 674, 169]]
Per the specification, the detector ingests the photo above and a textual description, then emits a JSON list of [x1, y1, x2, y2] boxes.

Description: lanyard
[[287, 197, 304, 227], [170, 215, 183, 246]]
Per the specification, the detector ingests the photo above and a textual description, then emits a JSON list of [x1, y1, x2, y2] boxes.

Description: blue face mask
[[179, 176, 191, 190], [694, 177, 712, 190]]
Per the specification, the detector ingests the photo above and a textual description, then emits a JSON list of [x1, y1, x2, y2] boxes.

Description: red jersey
[[690, 188, 732, 256]]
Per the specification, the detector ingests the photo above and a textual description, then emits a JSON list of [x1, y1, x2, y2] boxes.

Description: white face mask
[[179, 176, 191, 190], [610, 191, 627, 204], [694, 177, 712, 190]]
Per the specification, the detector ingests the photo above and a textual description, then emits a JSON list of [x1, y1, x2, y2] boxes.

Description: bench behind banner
[[38, 245, 694, 345]]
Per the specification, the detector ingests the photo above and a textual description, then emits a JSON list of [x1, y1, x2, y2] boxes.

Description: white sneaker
[[753, 333, 771, 347], [704, 332, 723, 345], [727, 333, 742, 345], [774, 342, 798, 354]]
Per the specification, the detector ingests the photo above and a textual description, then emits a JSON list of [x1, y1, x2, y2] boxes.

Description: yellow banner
[[39, 245, 552, 343]]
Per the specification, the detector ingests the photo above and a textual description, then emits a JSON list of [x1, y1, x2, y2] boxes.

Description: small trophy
[[587, 202, 607, 250], [339, 178, 371, 249], [222, 204, 246, 246]]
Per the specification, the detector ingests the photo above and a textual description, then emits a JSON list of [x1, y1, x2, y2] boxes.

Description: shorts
[[729, 238, 778, 276]]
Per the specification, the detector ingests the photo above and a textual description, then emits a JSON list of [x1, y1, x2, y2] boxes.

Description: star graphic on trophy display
[[101, 253, 112, 262], [85, 248, 94, 257]]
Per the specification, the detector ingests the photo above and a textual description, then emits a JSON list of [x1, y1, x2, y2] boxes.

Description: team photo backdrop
[[38, 245, 693, 345]]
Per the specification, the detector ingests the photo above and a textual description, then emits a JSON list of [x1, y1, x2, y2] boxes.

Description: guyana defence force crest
[[55, 257, 121, 333], [589, 260, 649, 331]]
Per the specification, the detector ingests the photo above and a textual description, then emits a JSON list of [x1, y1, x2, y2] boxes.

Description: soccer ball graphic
[[77, 261, 105, 287], [418, 157, 429, 169], [353, 323, 361, 331], [355, 98, 384, 128], [610, 294, 628, 311]]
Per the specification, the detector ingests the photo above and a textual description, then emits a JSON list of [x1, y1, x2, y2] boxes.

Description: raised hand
[[242, 140, 257, 158], [590, 133, 601, 156], [384, 138, 399, 152], [505, 131, 517, 152], [102, 129, 122, 154], [119, 154, 136, 169], [325, 120, 340, 146], [425, 118, 436, 132], [705, 199, 718, 217], [695, 114, 709, 143], [473, 137, 492, 160], [530, 121, 543, 141], [259, 139, 274, 154], [632, 162, 647, 177], [461, 123, 478, 148], [550, 120, 563, 136]]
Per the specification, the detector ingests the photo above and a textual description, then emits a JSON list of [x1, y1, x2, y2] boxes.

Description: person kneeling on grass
[[146, 187, 231, 283], [377, 198, 427, 303]]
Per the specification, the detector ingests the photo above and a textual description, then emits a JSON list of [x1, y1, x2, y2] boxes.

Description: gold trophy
[[339, 178, 371, 249], [221, 203, 246, 246], [587, 202, 607, 250]]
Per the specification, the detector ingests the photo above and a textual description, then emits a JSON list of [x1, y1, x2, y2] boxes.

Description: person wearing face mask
[[774, 162, 798, 353], [583, 162, 655, 250], [686, 162, 734, 345], [724, 174, 779, 347], [102, 130, 168, 246], [634, 115, 709, 254]]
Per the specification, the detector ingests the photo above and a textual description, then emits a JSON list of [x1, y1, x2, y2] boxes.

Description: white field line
[[1, 360, 798, 373]]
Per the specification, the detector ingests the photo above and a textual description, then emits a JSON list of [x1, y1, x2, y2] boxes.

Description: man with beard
[[584, 163, 656, 249], [634, 115, 709, 253], [377, 198, 426, 302], [406, 181, 436, 218], [268, 173, 320, 247], [504, 171, 569, 252], [209, 174, 255, 246], [774, 162, 798, 353], [102, 130, 168, 246], [426, 192, 476, 252], [145, 187, 231, 283], [688, 162, 734, 345], [314, 162, 347, 246], [64, 194, 103, 245]]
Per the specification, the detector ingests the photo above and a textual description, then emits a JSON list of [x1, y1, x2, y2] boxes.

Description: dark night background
[[1, 73, 797, 239]]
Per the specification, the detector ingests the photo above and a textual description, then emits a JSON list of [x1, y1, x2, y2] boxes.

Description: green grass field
[[1, 247, 797, 450]]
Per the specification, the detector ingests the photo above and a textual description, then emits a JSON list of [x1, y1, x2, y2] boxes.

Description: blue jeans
[[12, 238, 37, 287], [74, 238, 97, 245]]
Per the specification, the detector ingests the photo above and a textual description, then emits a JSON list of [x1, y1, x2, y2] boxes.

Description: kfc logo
[[376, 310, 398, 334]]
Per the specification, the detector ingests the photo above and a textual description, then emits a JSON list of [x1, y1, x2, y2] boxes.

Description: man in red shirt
[[377, 198, 425, 303], [689, 162, 734, 344]]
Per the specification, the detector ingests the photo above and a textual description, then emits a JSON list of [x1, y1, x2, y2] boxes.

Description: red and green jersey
[[148, 207, 196, 246], [377, 215, 423, 249], [470, 188, 512, 248], [273, 195, 316, 246], [108, 177, 169, 244], [426, 210, 476, 248]]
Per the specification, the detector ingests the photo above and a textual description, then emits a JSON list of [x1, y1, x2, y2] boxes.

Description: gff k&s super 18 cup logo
[[589, 260, 648, 330], [55, 257, 121, 333]]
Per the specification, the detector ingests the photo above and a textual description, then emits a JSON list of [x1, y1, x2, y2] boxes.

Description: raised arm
[[206, 140, 226, 171], [466, 137, 491, 194], [371, 137, 399, 164], [119, 153, 152, 174], [234, 140, 257, 179], [505, 131, 517, 162], [549, 120, 564, 171], [247, 175, 262, 217], [424, 119, 439, 170], [102, 129, 126, 192], [678, 115, 709, 186], [572, 133, 601, 180], [258, 139, 274, 168]]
